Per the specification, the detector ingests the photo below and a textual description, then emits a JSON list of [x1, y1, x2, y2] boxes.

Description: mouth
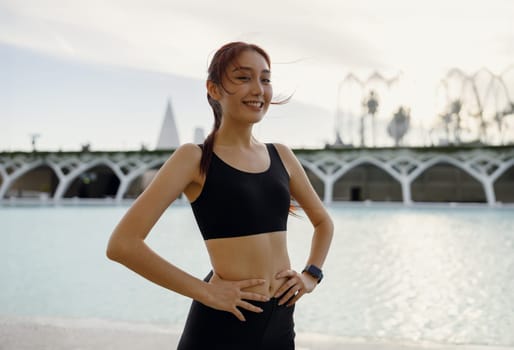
[[243, 101, 264, 108]]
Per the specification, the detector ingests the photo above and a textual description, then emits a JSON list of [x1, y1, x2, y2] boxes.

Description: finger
[[237, 279, 266, 289], [287, 290, 305, 307], [279, 286, 300, 306], [232, 307, 246, 322], [274, 278, 297, 298], [237, 300, 264, 313], [241, 291, 270, 302], [275, 269, 296, 279]]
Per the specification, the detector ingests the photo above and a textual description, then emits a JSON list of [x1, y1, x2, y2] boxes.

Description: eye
[[261, 78, 271, 84], [236, 76, 251, 81]]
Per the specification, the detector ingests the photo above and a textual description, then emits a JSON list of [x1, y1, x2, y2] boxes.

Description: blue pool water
[[1, 204, 513, 346]]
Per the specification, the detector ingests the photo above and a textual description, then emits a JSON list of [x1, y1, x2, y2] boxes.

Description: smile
[[243, 101, 264, 108]]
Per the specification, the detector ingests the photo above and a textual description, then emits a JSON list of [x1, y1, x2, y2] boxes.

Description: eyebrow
[[232, 66, 271, 74]]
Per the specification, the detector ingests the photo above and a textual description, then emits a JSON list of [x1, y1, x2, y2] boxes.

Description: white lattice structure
[[299, 147, 514, 205], [0, 147, 513, 205], [0, 152, 170, 203]]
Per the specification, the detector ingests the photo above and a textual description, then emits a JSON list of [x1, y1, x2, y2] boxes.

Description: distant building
[[155, 99, 180, 150], [194, 127, 205, 144]]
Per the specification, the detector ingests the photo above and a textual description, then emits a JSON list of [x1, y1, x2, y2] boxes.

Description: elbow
[[320, 215, 334, 239], [106, 240, 120, 262], [327, 216, 334, 235], [106, 235, 129, 262], [312, 215, 334, 242], [106, 233, 144, 264]]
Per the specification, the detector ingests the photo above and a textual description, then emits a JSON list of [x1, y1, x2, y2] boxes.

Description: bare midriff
[[205, 231, 290, 298]]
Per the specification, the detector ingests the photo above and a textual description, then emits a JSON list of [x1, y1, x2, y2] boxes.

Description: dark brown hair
[[200, 41, 286, 175]]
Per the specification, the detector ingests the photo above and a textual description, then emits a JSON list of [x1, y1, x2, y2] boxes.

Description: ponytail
[[200, 94, 222, 175]]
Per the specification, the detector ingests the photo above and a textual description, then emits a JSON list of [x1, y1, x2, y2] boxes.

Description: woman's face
[[215, 50, 273, 125]]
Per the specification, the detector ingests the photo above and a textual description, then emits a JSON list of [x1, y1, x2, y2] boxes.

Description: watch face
[[309, 265, 321, 275], [304, 265, 323, 283]]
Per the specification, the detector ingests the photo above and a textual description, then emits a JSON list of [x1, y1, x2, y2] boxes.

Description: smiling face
[[208, 49, 273, 126]]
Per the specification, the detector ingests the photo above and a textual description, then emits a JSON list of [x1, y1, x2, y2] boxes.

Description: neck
[[215, 121, 255, 148]]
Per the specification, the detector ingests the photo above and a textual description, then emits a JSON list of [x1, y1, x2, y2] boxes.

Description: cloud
[[2, 0, 512, 78], [0, 1, 384, 73], [1, 0, 513, 148]]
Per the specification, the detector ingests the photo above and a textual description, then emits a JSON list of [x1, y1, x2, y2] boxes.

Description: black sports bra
[[190, 143, 290, 240]]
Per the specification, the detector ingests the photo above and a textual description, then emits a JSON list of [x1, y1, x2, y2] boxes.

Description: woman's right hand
[[204, 272, 270, 321]]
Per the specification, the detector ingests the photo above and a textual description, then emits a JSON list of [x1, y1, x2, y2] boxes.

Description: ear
[[206, 80, 222, 101]]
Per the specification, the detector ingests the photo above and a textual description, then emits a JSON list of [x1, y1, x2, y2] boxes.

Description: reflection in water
[[295, 207, 514, 345], [1, 205, 513, 346]]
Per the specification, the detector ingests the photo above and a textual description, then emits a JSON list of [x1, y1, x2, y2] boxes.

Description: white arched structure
[[1, 147, 513, 205], [0, 152, 169, 203], [296, 147, 514, 206]]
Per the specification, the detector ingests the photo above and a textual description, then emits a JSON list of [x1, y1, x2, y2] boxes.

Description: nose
[[251, 80, 264, 95]]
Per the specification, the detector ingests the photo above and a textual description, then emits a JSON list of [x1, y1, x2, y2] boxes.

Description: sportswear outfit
[[177, 143, 295, 349]]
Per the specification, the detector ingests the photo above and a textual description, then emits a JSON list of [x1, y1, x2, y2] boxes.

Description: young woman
[[106, 42, 333, 350]]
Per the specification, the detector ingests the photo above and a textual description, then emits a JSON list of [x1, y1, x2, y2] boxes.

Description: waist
[[206, 231, 290, 297]]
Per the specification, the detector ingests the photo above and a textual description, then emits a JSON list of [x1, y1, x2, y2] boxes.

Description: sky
[[1, 0, 513, 151]]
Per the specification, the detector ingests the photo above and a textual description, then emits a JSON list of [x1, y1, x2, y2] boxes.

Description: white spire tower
[[156, 99, 180, 150], [193, 127, 205, 144]]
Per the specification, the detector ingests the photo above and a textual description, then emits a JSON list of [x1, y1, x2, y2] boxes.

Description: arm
[[272, 143, 334, 305], [106, 143, 267, 321], [106, 144, 210, 300]]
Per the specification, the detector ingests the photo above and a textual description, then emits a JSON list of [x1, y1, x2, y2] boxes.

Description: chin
[[249, 114, 266, 124], [239, 111, 265, 123]]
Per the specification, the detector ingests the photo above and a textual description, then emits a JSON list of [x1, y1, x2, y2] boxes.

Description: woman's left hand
[[274, 269, 318, 307]]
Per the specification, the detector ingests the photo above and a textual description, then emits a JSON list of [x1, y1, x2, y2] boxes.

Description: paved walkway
[[1, 317, 513, 350]]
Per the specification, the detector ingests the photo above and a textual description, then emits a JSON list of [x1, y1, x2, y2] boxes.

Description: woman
[[106, 42, 333, 349]]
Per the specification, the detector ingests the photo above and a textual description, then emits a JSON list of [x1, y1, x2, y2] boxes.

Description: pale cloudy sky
[[1, 0, 513, 151]]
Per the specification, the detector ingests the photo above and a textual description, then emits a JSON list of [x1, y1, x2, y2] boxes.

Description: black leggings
[[177, 272, 295, 350]]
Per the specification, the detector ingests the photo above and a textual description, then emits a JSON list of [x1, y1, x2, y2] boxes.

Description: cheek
[[265, 86, 273, 102]]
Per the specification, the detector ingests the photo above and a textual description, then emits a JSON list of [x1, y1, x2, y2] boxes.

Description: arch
[[4, 164, 59, 199], [5, 159, 63, 180], [302, 166, 325, 200], [58, 157, 83, 176], [298, 157, 328, 183], [411, 162, 486, 202], [124, 173, 146, 199], [490, 158, 514, 182], [333, 163, 402, 201], [115, 157, 168, 200], [334, 156, 404, 184], [63, 164, 120, 198], [409, 155, 483, 184], [124, 163, 163, 199], [493, 164, 514, 203]]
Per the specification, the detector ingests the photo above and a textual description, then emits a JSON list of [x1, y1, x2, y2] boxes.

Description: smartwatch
[[302, 264, 323, 284]]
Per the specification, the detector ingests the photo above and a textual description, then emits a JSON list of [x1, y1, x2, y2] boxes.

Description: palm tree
[[30, 133, 41, 152], [439, 112, 452, 144], [496, 102, 514, 144], [363, 90, 379, 147], [387, 106, 410, 146], [449, 99, 463, 144]]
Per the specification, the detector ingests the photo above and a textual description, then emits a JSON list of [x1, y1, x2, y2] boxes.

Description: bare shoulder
[[162, 143, 202, 170], [112, 143, 204, 239], [172, 143, 202, 159], [151, 143, 204, 188], [271, 142, 291, 153]]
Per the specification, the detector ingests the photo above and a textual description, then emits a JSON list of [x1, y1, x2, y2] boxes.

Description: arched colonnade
[[0, 148, 513, 205]]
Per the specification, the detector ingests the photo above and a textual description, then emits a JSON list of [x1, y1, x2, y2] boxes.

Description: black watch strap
[[302, 264, 323, 283]]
